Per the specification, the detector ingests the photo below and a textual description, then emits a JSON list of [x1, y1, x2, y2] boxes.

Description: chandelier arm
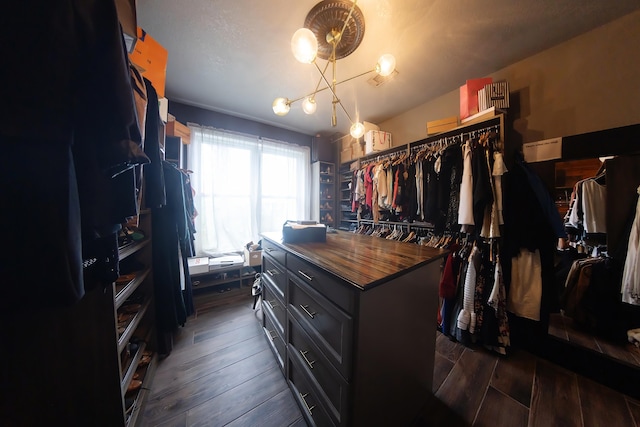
[[285, 67, 376, 107], [314, 61, 353, 123], [310, 58, 332, 99]]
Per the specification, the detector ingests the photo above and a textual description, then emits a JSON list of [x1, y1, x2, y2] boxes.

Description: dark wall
[[169, 101, 313, 149]]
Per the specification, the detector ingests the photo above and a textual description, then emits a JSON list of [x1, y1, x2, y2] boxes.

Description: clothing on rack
[[566, 176, 607, 235], [621, 185, 640, 305], [458, 141, 475, 228]]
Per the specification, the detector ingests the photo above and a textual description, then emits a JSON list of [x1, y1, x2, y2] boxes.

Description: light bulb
[[291, 28, 318, 64], [376, 53, 396, 77], [272, 97, 290, 116], [302, 97, 317, 115], [350, 122, 365, 139]]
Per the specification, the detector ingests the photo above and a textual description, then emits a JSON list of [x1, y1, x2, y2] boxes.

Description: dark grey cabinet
[[260, 231, 446, 426]]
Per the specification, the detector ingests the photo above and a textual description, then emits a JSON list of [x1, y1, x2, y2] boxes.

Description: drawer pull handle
[[265, 299, 277, 310], [300, 393, 315, 415], [300, 304, 316, 319], [266, 269, 278, 277], [266, 247, 274, 252], [268, 330, 277, 341], [298, 270, 314, 281], [300, 350, 316, 369]]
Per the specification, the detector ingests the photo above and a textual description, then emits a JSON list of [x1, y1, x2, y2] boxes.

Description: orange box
[[460, 77, 493, 120], [129, 28, 168, 97]]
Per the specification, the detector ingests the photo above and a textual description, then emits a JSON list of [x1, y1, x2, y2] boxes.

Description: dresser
[[260, 231, 447, 426]]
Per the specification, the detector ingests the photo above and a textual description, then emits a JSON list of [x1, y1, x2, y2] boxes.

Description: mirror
[[526, 124, 640, 375]]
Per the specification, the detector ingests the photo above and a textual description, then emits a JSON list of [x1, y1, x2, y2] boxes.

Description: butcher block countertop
[[261, 230, 447, 290]]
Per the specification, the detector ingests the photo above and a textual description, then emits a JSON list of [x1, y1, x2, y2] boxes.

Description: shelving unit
[[311, 161, 335, 227], [190, 263, 259, 292], [114, 209, 157, 426], [338, 163, 357, 231]]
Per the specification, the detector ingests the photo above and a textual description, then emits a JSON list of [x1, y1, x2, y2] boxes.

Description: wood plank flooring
[[549, 312, 640, 369], [140, 288, 640, 426]]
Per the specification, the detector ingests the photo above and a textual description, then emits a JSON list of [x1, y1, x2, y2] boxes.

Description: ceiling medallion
[[304, 0, 365, 60]]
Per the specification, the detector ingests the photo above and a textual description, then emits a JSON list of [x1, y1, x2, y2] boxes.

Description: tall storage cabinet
[[338, 164, 357, 231], [311, 161, 335, 226]]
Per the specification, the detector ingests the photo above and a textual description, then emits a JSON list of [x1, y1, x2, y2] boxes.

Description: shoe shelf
[[114, 267, 152, 309], [120, 330, 154, 395], [312, 161, 335, 226], [191, 265, 259, 293], [119, 238, 151, 262], [117, 297, 152, 354], [125, 351, 157, 427]]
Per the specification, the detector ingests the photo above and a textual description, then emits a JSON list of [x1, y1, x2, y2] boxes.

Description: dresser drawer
[[263, 308, 286, 372], [287, 254, 355, 315], [262, 255, 286, 300], [288, 274, 353, 380], [289, 316, 349, 425], [262, 239, 286, 266], [288, 352, 336, 427], [262, 277, 286, 337]]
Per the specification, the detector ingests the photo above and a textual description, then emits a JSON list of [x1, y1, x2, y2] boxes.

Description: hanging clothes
[[457, 245, 480, 333], [508, 249, 543, 321], [458, 141, 474, 228], [581, 179, 607, 234], [622, 185, 640, 305]]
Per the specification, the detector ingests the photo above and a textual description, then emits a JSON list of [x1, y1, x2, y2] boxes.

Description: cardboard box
[[483, 81, 510, 109], [426, 116, 459, 135], [352, 141, 365, 158], [115, 0, 137, 53], [244, 247, 262, 267], [460, 77, 493, 119], [166, 120, 191, 144], [364, 130, 392, 154], [187, 257, 209, 275], [158, 97, 168, 122], [129, 28, 168, 97], [341, 146, 352, 164]]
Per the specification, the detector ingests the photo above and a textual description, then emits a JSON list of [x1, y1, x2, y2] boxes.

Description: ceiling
[[137, 0, 640, 138]]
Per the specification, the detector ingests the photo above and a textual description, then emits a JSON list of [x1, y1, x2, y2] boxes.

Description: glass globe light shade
[[272, 97, 290, 116], [291, 28, 318, 64], [302, 97, 317, 115], [376, 54, 397, 77], [350, 122, 365, 139]]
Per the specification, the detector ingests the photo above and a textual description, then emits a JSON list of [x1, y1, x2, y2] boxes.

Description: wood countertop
[[261, 230, 448, 290]]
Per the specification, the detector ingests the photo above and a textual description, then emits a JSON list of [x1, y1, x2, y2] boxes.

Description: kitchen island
[[260, 230, 447, 426]]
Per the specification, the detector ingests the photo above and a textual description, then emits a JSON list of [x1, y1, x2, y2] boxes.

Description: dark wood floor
[[548, 312, 640, 369], [140, 288, 640, 427]]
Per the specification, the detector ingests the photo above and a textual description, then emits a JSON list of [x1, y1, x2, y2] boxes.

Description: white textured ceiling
[[137, 0, 640, 138]]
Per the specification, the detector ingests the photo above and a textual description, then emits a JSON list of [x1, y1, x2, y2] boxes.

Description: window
[[188, 126, 310, 256]]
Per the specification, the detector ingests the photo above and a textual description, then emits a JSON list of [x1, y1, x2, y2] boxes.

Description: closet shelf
[[124, 351, 157, 427], [117, 299, 151, 354], [115, 268, 152, 309], [121, 339, 149, 396], [119, 238, 150, 261]]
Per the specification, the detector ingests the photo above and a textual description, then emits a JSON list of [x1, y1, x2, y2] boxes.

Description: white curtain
[[188, 126, 310, 256]]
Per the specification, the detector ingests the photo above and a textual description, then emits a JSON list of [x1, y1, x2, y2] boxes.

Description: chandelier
[[272, 0, 397, 139]]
